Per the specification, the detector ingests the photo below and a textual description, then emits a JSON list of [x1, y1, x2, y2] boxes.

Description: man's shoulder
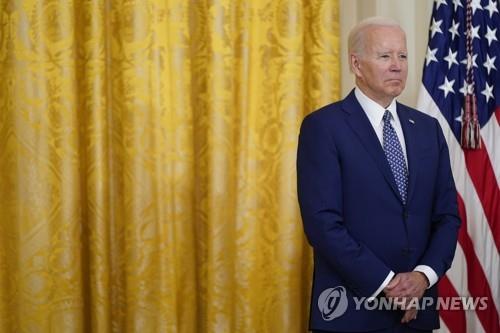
[[303, 100, 345, 124], [397, 102, 438, 125]]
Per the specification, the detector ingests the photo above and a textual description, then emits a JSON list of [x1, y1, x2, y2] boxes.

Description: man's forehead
[[365, 27, 406, 47], [366, 25, 405, 38]]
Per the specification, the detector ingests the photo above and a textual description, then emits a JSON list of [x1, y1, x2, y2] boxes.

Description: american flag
[[417, 0, 500, 332]]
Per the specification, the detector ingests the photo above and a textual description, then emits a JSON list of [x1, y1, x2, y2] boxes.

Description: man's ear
[[350, 54, 362, 77]]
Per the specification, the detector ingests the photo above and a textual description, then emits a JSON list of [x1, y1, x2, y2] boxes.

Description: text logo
[[317, 286, 348, 321]]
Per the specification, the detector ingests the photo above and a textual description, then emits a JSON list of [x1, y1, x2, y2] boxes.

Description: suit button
[[403, 210, 408, 220]]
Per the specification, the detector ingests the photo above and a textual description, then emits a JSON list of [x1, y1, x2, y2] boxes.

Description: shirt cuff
[[367, 271, 395, 302], [414, 265, 438, 289]]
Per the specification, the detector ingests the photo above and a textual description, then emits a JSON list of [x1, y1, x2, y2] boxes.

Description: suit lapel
[[342, 91, 403, 203], [397, 104, 418, 205]]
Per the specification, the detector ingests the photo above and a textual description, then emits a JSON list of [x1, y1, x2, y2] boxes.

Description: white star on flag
[[459, 80, 471, 96], [485, 26, 498, 46], [483, 54, 497, 74], [430, 18, 443, 38], [470, 25, 480, 41], [449, 20, 460, 40], [438, 76, 455, 97], [444, 48, 459, 69], [481, 82, 494, 102], [470, 0, 483, 14], [461, 53, 478, 69], [436, 0, 448, 9], [452, 0, 463, 11], [426, 47, 438, 66], [484, 0, 499, 17]]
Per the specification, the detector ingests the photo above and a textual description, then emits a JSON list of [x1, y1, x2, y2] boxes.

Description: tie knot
[[383, 110, 393, 123]]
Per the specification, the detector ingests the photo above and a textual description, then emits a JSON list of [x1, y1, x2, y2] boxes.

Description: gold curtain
[[0, 0, 340, 332]]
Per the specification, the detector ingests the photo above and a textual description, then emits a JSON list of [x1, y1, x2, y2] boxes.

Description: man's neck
[[355, 85, 393, 109]]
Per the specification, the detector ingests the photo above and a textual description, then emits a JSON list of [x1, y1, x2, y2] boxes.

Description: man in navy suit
[[297, 17, 460, 332]]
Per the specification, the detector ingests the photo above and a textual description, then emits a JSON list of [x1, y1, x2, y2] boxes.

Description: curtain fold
[[0, 1, 339, 332]]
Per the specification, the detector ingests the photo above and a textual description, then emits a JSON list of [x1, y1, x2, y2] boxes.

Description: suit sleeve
[[416, 119, 461, 278], [297, 113, 392, 297]]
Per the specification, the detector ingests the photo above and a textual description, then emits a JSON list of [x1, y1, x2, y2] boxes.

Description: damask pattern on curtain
[[0, 1, 340, 332]]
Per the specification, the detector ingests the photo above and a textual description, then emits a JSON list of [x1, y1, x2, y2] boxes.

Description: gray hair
[[348, 16, 403, 56]]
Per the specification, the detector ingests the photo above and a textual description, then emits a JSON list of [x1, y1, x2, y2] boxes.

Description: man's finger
[[401, 309, 417, 323], [385, 274, 401, 290]]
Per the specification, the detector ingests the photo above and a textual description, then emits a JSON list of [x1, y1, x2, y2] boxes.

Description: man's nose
[[390, 57, 403, 71]]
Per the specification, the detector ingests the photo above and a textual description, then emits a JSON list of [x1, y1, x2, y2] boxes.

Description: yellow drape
[[0, 0, 339, 332]]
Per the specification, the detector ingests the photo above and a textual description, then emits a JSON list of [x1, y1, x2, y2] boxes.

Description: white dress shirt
[[354, 87, 438, 300]]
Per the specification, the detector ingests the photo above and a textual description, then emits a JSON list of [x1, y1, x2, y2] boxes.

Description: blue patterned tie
[[382, 110, 408, 204]]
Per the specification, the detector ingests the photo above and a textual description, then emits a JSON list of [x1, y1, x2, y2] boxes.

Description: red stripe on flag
[[457, 194, 500, 333], [438, 275, 466, 333], [463, 140, 500, 249]]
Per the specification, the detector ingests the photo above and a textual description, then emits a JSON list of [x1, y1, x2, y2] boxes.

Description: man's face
[[351, 26, 408, 107]]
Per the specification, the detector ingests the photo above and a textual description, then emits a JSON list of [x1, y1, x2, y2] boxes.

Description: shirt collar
[[354, 87, 398, 127]]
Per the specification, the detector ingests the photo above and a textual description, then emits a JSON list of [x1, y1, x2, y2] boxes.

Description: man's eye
[[399, 54, 408, 59], [380, 55, 390, 58]]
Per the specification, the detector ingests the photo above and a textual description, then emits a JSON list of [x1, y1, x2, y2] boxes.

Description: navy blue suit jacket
[[297, 90, 460, 332]]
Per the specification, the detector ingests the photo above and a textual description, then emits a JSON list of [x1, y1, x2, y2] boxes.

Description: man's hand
[[401, 307, 418, 323], [384, 272, 429, 307]]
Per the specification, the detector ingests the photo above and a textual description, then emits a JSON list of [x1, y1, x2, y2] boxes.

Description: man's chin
[[387, 86, 405, 97]]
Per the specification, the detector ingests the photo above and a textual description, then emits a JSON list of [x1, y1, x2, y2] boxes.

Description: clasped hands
[[383, 272, 429, 323]]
